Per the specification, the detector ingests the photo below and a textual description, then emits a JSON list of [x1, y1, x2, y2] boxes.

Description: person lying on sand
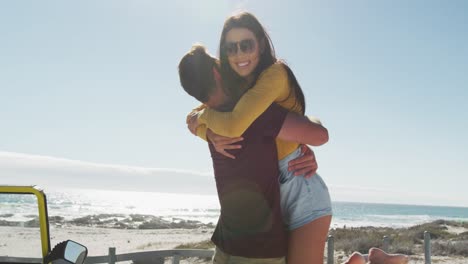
[[344, 247, 409, 264]]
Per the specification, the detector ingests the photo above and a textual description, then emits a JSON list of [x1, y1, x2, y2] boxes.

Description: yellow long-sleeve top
[[196, 63, 302, 160]]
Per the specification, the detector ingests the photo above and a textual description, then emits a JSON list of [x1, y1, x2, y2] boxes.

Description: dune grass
[[173, 220, 468, 257], [174, 240, 215, 250], [329, 220, 468, 256]]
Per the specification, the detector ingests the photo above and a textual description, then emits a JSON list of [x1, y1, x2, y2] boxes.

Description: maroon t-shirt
[[209, 103, 288, 258]]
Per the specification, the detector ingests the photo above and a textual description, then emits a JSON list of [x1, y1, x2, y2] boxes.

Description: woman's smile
[[237, 61, 250, 67]]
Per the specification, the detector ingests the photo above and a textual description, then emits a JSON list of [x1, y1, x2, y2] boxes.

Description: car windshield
[[0, 193, 43, 260]]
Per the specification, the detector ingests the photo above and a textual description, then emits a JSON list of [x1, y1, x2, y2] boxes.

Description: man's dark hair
[[178, 44, 218, 103]]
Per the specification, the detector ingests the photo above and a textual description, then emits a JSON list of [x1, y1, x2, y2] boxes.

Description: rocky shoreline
[[0, 213, 215, 229]]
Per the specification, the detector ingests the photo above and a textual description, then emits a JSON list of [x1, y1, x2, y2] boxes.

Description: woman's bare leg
[[287, 215, 332, 264], [368, 247, 409, 264]]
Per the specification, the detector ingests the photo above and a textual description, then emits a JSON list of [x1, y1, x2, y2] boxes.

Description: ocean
[[1, 188, 468, 228]]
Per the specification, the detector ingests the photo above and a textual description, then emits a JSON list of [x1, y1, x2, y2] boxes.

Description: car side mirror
[[43, 240, 88, 264]]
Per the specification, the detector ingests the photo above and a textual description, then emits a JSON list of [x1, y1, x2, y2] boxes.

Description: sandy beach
[[1, 226, 214, 257], [2, 223, 467, 264]]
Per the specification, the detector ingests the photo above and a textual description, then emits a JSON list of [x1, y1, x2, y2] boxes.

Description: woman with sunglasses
[[187, 12, 332, 264]]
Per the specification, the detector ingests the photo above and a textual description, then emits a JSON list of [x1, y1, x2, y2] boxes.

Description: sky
[[1, 1, 467, 207]]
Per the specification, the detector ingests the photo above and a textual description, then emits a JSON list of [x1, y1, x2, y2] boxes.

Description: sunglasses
[[224, 39, 256, 56]]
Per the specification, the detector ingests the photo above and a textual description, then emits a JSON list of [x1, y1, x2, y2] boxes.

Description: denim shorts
[[279, 147, 333, 230]]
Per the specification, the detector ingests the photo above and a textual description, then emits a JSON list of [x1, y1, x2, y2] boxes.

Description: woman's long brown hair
[[218, 12, 306, 115]]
